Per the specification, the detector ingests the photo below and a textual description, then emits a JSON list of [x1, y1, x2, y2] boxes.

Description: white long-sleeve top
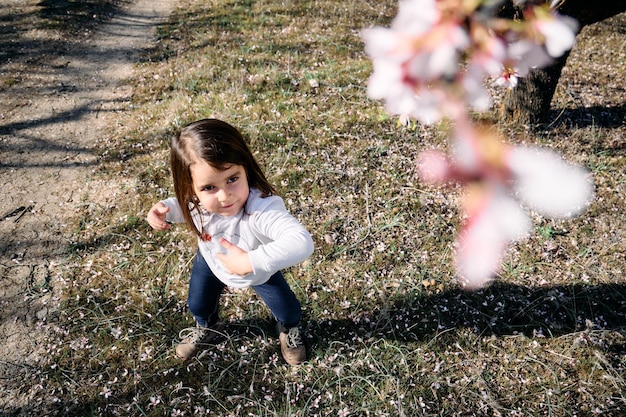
[[161, 188, 314, 288]]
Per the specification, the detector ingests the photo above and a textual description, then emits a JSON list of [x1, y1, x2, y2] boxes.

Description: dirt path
[[0, 0, 176, 411]]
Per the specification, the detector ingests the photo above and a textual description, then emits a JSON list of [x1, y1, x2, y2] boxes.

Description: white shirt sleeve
[[161, 197, 186, 224], [246, 196, 314, 276]]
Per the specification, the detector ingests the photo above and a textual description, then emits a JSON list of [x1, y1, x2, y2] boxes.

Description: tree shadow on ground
[[547, 103, 626, 130], [0, 2, 158, 171], [308, 282, 626, 348], [37, 0, 129, 34], [0, 2, 126, 63], [0, 98, 133, 170]]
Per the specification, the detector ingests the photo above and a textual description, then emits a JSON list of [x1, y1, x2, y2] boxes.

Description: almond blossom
[[493, 67, 519, 89], [361, 0, 472, 124], [455, 184, 530, 288], [508, 147, 593, 218], [362, 0, 579, 125], [524, 3, 578, 58], [417, 123, 594, 288], [363, 0, 591, 288]]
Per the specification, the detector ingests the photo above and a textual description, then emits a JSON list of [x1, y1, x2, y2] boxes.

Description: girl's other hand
[[216, 238, 253, 276], [147, 202, 171, 231]]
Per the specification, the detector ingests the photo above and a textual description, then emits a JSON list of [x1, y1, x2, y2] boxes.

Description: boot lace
[[285, 326, 303, 349], [178, 327, 206, 344]]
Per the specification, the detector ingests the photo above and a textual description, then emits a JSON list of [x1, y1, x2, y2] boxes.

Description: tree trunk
[[501, 0, 626, 126]]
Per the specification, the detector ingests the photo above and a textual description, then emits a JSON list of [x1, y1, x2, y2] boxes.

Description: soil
[[0, 0, 176, 411]]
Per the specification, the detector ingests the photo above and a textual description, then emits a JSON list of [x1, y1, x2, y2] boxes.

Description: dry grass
[[8, 0, 626, 415]]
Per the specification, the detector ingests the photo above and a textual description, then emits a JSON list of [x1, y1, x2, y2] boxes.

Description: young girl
[[146, 119, 314, 365]]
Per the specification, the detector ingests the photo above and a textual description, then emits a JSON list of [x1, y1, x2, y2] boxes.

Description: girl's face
[[190, 161, 249, 217]]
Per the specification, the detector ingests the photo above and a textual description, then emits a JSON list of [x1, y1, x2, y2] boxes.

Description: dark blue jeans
[[187, 251, 302, 328]]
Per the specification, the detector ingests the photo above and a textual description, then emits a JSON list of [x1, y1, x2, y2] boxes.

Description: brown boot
[[277, 323, 306, 365], [175, 324, 223, 361]]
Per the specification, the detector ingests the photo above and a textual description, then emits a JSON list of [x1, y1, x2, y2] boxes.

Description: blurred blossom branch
[[362, 0, 594, 288]]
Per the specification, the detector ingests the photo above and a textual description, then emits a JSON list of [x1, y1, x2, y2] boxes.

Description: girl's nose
[[217, 189, 230, 202]]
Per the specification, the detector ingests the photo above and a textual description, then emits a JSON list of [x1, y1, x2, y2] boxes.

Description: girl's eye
[[202, 185, 215, 192], [227, 176, 238, 184]]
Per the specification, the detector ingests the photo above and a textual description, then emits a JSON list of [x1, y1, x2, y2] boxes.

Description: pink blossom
[[416, 149, 451, 184], [498, 4, 578, 81], [338, 406, 350, 417], [100, 386, 112, 399], [528, 6, 578, 58], [493, 67, 519, 89], [507, 39, 553, 76], [392, 0, 440, 37], [361, 0, 471, 124], [456, 185, 530, 288], [417, 124, 593, 288], [410, 89, 460, 125], [365, 1, 590, 288], [461, 65, 491, 112], [364, 60, 408, 101], [410, 21, 470, 80], [469, 27, 507, 77], [362, 0, 580, 126], [508, 147, 594, 218]]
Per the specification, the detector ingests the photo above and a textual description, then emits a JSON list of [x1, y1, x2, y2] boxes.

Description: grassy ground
[[26, 0, 626, 415]]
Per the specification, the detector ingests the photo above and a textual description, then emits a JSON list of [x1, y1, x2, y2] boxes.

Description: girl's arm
[[147, 201, 171, 231], [247, 197, 314, 275], [147, 197, 186, 230]]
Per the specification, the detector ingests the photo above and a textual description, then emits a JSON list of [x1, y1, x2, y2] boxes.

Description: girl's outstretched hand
[[216, 238, 253, 276], [147, 202, 171, 231]]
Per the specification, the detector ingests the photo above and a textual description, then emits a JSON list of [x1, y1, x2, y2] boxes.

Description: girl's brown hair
[[170, 118, 277, 238]]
